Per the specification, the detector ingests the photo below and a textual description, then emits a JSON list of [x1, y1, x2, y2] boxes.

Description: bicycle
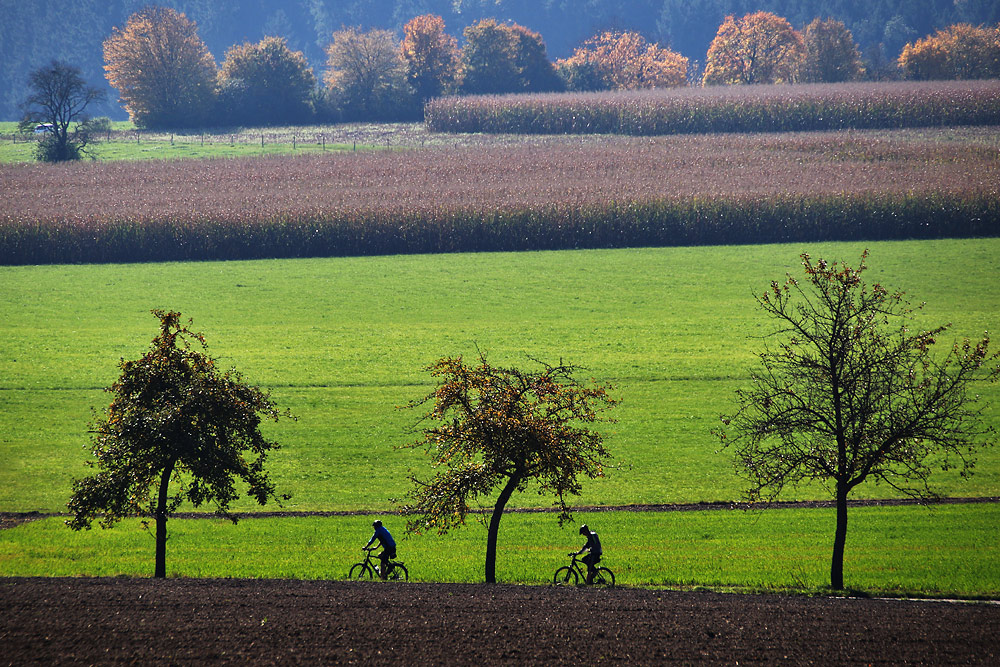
[[553, 553, 615, 587], [349, 547, 409, 581]]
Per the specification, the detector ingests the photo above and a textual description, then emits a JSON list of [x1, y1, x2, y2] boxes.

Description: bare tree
[[18, 60, 104, 162], [716, 250, 998, 590]]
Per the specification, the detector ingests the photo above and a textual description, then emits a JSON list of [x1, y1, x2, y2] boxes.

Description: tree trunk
[[154, 458, 176, 579], [485, 472, 522, 584], [830, 482, 849, 590]]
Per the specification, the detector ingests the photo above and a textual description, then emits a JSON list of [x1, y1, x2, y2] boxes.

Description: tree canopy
[[400, 353, 617, 583], [557, 30, 688, 91], [800, 17, 865, 83], [218, 36, 316, 125], [703, 11, 805, 85], [899, 23, 1000, 80], [103, 6, 218, 128], [716, 251, 998, 590], [460, 19, 562, 95], [68, 310, 291, 578], [324, 26, 415, 121], [401, 14, 461, 101]]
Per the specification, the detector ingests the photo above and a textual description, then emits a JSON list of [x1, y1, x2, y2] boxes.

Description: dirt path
[[2, 577, 997, 665], [4, 496, 998, 531]]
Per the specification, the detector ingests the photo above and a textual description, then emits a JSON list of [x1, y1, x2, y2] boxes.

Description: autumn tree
[[703, 12, 805, 85], [899, 23, 1000, 80], [18, 60, 105, 162], [557, 31, 688, 91], [103, 6, 217, 128], [400, 353, 617, 584], [68, 310, 292, 578], [716, 251, 998, 590], [460, 19, 562, 95], [324, 26, 415, 121], [800, 18, 865, 83], [218, 36, 316, 126], [401, 14, 460, 102]]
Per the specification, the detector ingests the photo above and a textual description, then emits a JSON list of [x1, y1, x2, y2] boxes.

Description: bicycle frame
[[553, 553, 615, 587], [349, 547, 408, 581]]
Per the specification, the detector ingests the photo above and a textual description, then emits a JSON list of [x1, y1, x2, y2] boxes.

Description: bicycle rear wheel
[[553, 566, 578, 586], [349, 562, 373, 580], [387, 563, 409, 581], [592, 567, 615, 587]]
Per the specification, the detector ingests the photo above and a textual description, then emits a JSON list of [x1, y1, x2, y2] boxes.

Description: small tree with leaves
[[716, 251, 998, 590], [18, 60, 105, 162], [400, 353, 617, 584], [68, 310, 291, 578]]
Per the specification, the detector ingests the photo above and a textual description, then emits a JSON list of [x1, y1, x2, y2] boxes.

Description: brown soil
[[2, 577, 997, 665]]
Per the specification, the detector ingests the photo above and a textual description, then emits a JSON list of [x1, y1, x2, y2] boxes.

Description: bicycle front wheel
[[349, 562, 373, 580], [553, 566, 578, 586], [388, 563, 408, 582], [593, 567, 616, 587]]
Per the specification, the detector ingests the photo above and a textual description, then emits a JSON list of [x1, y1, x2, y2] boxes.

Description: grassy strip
[[426, 81, 1000, 135], [2, 191, 997, 265], [1, 504, 997, 597], [1, 241, 997, 513]]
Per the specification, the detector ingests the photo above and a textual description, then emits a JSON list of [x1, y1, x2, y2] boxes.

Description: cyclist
[[364, 519, 397, 580], [572, 524, 603, 584]]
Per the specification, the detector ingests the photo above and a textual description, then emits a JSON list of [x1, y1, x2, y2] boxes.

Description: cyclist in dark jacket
[[573, 524, 603, 584], [365, 520, 397, 580]]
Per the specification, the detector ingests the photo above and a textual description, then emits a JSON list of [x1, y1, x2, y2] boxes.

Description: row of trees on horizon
[[89, 6, 1000, 129]]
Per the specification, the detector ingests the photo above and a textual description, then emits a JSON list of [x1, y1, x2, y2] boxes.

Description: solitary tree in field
[[103, 6, 217, 128], [703, 12, 804, 85], [716, 251, 998, 590], [68, 310, 291, 578], [18, 60, 105, 162], [400, 353, 617, 584]]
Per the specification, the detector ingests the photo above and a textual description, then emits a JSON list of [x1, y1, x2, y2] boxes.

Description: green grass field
[[2, 240, 998, 513], [0, 121, 386, 162], [2, 239, 998, 595], [2, 504, 997, 597]]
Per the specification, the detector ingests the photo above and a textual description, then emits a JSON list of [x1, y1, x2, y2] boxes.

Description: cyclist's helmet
[[579, 524, 589, 535], [373, 520, 382, 528]]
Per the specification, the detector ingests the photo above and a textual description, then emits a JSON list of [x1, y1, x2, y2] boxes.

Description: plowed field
[[2, 578, 997, 665]]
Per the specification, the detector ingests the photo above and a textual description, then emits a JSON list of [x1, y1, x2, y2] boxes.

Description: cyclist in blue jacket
[[365, 520, 397, 580], [573, 524, 603, 584]]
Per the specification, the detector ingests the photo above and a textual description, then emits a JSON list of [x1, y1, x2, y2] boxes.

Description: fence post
[[261, 133, 264, 149]]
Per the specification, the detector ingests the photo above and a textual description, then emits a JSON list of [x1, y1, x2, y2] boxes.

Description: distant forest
[[3, 0, 999, 120]]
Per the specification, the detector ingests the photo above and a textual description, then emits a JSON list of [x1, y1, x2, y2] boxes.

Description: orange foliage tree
[[103, 6, 217, 128], [703, 12, 804, 85], [557, 31, 688, 90], [800, 18, 865, 83], [401, 14, 460, 102], [218, 36, 316, 125], [899, 23, 1000, 80], [400, 353, 617, 584]]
